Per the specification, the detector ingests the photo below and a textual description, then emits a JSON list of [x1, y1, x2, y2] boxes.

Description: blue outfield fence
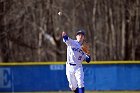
[[0, 61, 140, 92]]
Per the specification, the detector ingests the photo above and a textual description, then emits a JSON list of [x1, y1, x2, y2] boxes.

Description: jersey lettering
[[78, 56, 82, 60], [72, 48, 84, 55]]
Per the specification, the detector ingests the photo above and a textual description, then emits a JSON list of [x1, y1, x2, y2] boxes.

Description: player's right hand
[[62, 31, 66, 37]]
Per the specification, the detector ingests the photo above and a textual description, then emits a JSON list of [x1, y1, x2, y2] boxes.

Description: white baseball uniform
[[63, 37, 87, 91]]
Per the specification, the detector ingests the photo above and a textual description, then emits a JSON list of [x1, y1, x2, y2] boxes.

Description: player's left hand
[[81, 41, 90, 55]]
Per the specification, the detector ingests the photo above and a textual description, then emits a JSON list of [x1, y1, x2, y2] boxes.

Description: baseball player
[[62, 29, 91, 93]]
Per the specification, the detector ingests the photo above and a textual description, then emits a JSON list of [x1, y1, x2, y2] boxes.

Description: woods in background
[[0, 0, 140, 62]]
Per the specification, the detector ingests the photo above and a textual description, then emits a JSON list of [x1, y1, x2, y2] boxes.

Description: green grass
[[45, 91, 140, 93], [46, 91, 140, 93], [2, 91, 140, 93]]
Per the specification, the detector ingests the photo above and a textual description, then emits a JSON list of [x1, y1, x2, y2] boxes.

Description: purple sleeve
[[85, 55, 91, 63], [63, 35, 68, 42]]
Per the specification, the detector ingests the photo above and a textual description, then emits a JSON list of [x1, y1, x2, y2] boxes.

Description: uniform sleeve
[[63, 35, 75, 46], [84, 54, 91, 63]]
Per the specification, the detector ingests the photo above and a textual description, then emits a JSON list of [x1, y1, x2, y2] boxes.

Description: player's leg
[[73, 87, 78, 93], [66, 64, 78, 92], [77, 87, 84, 93], [75, 66, 84, 93], [66, 71, 78, 92]]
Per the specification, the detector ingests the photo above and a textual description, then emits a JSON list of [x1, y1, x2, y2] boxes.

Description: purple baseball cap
[[76, 29, 85, 36]]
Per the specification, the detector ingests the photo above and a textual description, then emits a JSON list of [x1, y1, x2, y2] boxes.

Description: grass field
[[46, 91, 139, 93], [2, 91, 140, 93], [45, 91, 140, 93]]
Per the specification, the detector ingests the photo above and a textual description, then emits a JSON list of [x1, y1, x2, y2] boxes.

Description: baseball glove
[[81, 41, 90, 55]]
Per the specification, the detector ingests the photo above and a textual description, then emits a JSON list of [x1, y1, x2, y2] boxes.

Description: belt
[[69, 63, 76, 66], [67, 62, 76, 66]]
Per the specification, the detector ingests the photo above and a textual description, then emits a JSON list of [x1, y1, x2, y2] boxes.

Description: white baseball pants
[[66, 63, 84, 91]]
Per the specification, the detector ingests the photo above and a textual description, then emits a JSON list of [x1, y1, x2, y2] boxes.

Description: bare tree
[[0, 0, 139, 62]]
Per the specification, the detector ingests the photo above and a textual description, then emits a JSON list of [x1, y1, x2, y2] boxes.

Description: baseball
[[58, 11, 62, 16]]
